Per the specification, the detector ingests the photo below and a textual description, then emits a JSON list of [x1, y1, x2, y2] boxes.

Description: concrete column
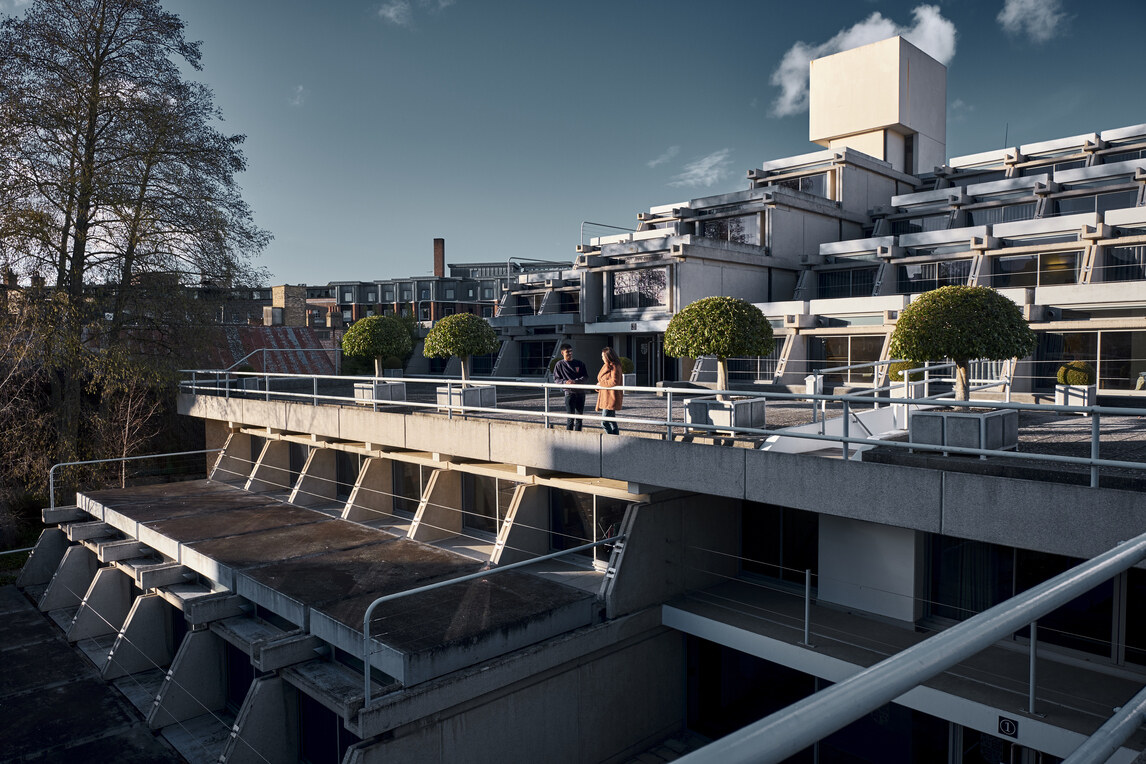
[[493, 485, 550, 564], [221, 675, 300, 764], [212, 431, 254, 485], [148, 628, 226, 730], [38, 545, 99, 612], [408, 469, 461, 542], [818, 514, 925, 624], [343, 457, 394, 524], [67, 565, 134, 642], [15, 528, 70, 587], [290, 447, 336, 506], [103, 593, 176, 680], [245, 439, 291, 494]]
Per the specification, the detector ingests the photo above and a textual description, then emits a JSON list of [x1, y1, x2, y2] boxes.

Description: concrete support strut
[[221, 675, 299, 764], [675, 530, 1146, 764], [67, 565, 133, 642], [38, 545, 99, 612], [103, 593, 176, 680], [15, 528, 70, 588], [148, 628, 226, 730]]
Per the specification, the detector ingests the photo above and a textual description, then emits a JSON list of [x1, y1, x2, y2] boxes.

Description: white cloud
[[647, 146, 680, 169], [997, 0, 1066, 43], [770, 4, 956, 118], [377, 0, 453, 27], [289, 85, 307, 107], [669, 149, 732, 189], [378, 0, 413, 26]]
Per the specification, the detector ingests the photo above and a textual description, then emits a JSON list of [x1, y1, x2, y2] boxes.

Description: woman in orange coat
[[596, 346, 623, 435]]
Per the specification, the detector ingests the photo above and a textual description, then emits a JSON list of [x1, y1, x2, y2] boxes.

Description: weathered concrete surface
[[15, 527, 70, 587], [0, 585, 179, 763], [313, 568, 596, 685]]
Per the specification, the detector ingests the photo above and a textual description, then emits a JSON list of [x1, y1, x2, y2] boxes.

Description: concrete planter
[[909, 408, 1018, 454], [1054, 384, 1096, 408], [436, 385, 496, 410], [353, 381, 407, 403], [684, 395, 766, 431]]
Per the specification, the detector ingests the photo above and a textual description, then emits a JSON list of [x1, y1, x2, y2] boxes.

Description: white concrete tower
[[809, 36, 946, 176]]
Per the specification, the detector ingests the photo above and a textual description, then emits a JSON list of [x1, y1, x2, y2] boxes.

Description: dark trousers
[[564, 393, 585, 431], [602, 409, 618, 435]]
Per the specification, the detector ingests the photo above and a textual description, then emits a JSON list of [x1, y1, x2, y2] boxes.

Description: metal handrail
[[362, 534, 623, 706], [674, 527, 1146, 764], [49, 448, 224, 510], [177, 372, 1146, 486]]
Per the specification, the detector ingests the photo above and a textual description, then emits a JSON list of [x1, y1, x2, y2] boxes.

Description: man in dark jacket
[[551, 344, 588, 430]]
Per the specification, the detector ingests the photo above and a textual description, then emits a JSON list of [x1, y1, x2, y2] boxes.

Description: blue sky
[[12, 0, 1143, 285]]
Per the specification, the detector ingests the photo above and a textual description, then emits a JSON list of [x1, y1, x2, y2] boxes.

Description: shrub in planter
[[885, 361, 924, 386], [889, 286, 1036, 401], [1056, 361, 1095, 386], [423, 312, 500, 385], [618, 356, 635, 374], [342, 315, 413, 376], [665, 296, 774, 401]]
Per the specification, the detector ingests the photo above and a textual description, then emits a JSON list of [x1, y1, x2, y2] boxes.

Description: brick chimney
[[433, 238, 445, 278]]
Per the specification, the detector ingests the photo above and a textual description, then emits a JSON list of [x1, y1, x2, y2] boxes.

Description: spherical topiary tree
[[664, 296, 774, 401], [423, 312, 499, 385], [1057, 360, 1095, 386], [341, 315, 413, 376], [889, 285, 1037, 401]]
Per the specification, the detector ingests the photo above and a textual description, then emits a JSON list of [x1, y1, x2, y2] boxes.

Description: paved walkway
[[0, 584, 181, 763]]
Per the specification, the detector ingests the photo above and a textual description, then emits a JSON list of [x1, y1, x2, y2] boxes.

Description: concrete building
[[11, 36, 1146, 764]]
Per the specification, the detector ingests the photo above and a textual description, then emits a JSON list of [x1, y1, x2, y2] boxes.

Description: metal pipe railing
[[176, 371, 1146, 485], [362, 534, 622, 706], [673, 527, 1146, 764], [1062, 682, 1146, 763], [49, 448, 223, 510]]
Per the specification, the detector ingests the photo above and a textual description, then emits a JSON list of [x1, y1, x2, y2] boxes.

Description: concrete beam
[[253, 633, 325, 672], [148, 628, 227, 730], [103, 593, 177, 680], [38, 545, 99, 612], [185, 593, 248, 626], [94, 539, 149, 563], [343, 457, 394, 524], [67, 565, 134, 642], [408, 468, 461, 543], [65, 520, 114, 542], [135, 562, 193, 590], [221, 675, 300, 764], [41, 505, 86, 524], [15, 528, 70, 588]]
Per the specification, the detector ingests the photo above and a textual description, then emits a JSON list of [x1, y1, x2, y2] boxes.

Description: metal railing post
[[1029, 620, 1038, 714], [49, 448, 224, 510], [666, 390, 674, 441], [803, 569, 813, 647], [447, 380, 453, 420], [841, 401, 850, 460], [543, 384, 550, 428], [313, 376, 318, 406], [1091, 411, 1101, 488]]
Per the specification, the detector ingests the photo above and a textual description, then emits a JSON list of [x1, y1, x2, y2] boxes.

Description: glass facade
[[817, 268, 876, 299], [700, 214, 760, 245], [897, 259, 971, 293], [612, 267, 668, 310], [990, 251, 1079, 287], [1102, 245, 1146, 282], [461, 474, 519, 535], [549, 490, 628, 566]]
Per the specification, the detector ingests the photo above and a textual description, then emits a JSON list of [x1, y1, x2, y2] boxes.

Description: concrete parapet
[[339, 407, 406, 448], [41, 505, 86, 524], [16, 528, 70, 588], [602, 436, 745, 499], [343, 457, 394, 524], [67, 565, 134, 642], [39, 544, 99, 612], [148, 628, 227, 730], [489, 420, 602, 476], [408, 469, 461, 543], [103, 593, 177, 680], [406, 414, 491, 461], [221, 675, 300, 764]]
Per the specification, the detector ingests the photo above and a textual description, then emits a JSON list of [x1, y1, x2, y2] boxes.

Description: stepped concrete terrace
[[77, 480, 597, 686]]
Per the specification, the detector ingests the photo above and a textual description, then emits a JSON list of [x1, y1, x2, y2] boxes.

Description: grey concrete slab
[[489, 419, 603, 476], [405, 413, 491, 461], [142, 502, 327, 544], [237, 538, 462, 629], [745, 450, 944, 532], [339, 407, 407, 447], [312, 568, 596, 685], [601, 436, 746, 499]]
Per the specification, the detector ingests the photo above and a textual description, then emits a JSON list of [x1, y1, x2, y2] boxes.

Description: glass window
[[462, 475, 519, 535], [1055, 190, 1137, 216], [482, 287, 494, 299], [400, 289, 412, 301], [366, 292, 375, 302], [700, 214, 760, 245], [810, 335, 884, 384], [549, 491, 628, 566], [897, 260, 971, 293], [966, 202, 1036, 226], [1102, 245, 1146, 282], [383, 289, 394, 301], [444, 288, 455, 299], [341, 310, 352, 322], [817, 268, 876, 299], [775, 172, 827, 198], [1099, 331, 1146, 390], [612, 267, 668, 309], [991, 252, 1078, 287], [889, 214, 948, 235], [420, 289, 429, 299], [741, 503, 818, 585], [391, 462, 423, 514]]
